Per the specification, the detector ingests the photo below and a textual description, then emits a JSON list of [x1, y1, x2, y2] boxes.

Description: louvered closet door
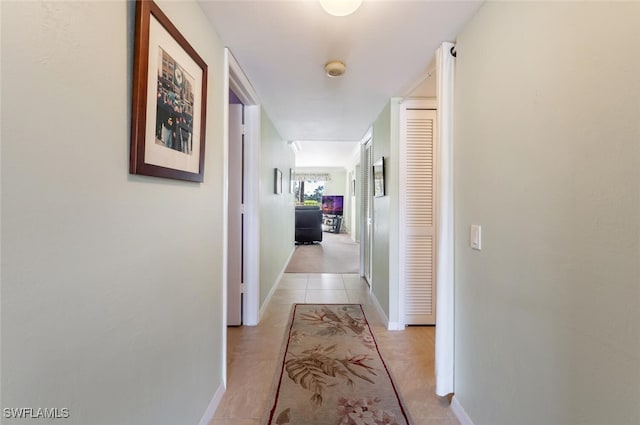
[[401, 108, 437, 325]]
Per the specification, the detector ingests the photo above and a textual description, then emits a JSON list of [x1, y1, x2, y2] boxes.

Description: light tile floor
[[210, 273, 460, 425]]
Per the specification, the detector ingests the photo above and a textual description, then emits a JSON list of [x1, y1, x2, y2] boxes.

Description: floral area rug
[[263, 304, 412, 425]]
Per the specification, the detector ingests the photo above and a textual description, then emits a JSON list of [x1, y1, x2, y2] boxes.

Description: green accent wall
[[1, 1, 227, 423], [371, 102, 392, 316], [370, 99, 401, 325], [259, 110, 295, 306], [454, 2, 640, 424]]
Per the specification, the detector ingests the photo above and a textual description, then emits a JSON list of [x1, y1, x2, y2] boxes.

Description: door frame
[[359, 130, 372, 283], [222, 49, 261, 386], [225, 49, 261, 328], [227, 103, 244, 326]]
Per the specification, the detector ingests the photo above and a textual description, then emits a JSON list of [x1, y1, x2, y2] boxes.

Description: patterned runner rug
[[263, 304, 412, 425]]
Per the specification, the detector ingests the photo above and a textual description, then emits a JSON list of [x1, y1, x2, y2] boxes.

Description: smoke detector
[[325, 60, 346, 78]]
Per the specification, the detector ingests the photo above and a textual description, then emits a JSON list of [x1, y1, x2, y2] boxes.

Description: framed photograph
[[373, 157, 385, 197], [130, 0, 208, 182], [274, 168, 283, 194], [289, 168, 294, 193]]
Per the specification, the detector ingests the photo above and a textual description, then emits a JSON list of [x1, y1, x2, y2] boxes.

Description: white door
[[400, 107, 437, 325], [227, 104, 243, 326]]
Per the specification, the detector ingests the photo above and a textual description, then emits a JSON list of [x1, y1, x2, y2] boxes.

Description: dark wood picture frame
[[289, 168, 294, 194], [274, 168, 283, 194], [373, 157, 385, 197], [130, 0, 208, 182]]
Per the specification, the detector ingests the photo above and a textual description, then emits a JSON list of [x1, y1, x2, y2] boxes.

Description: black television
[[321, 195, 344, 216]]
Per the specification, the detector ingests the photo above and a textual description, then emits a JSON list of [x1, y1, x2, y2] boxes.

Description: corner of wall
[[451, 396, 475, 425], [259, 246, 295, 321], [258, 109, 295, 307], [387, 98, 402, 327], [198, 384, 226, 425], [369, 285, 391, 329]]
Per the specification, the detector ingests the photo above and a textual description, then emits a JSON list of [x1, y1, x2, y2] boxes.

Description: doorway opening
[[227, 90, 244, 327]]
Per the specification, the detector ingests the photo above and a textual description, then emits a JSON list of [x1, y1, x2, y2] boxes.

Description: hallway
[[210, 273, 459, 425]]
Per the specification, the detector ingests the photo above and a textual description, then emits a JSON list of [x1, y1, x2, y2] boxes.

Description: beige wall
[[1, 1, 227, 424], [259, 110, 295, 306], [454, 2, 640, 424]]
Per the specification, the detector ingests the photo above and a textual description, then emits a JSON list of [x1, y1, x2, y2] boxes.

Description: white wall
[[259, 110, 295, 306], [1, 2, 226, 424], [454, 3, 640, 424]]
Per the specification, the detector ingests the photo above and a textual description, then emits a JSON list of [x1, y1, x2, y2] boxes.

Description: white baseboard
[[198, 383, 225, 425], [259, 246, 295, 321], [387, 321, 404, 331], [451, 396, 474, 425], [369, 290, 392, 329]]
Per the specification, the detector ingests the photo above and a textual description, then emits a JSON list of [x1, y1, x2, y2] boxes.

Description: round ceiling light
[[325, 60, 346, 77], [319, 0, 363, 17]]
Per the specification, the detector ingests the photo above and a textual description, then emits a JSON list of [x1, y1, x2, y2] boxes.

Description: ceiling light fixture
[[288, 141, 302, 153], [319, 0, 362, 17], [325, 60, 346, 78]]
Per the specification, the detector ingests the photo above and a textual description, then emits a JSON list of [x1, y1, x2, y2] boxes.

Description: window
[[294, 180, 325, 205]]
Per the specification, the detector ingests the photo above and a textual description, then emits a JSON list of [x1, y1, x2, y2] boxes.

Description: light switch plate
[[470, 225, 482, 250]]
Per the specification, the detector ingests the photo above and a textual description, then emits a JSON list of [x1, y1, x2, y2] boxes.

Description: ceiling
[[294, 140, 361, 168], [200, 0, 482, 144]]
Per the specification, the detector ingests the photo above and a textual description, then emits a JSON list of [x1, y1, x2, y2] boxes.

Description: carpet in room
[[286, 232, 359, 274], [263, 304, 412, 425]]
